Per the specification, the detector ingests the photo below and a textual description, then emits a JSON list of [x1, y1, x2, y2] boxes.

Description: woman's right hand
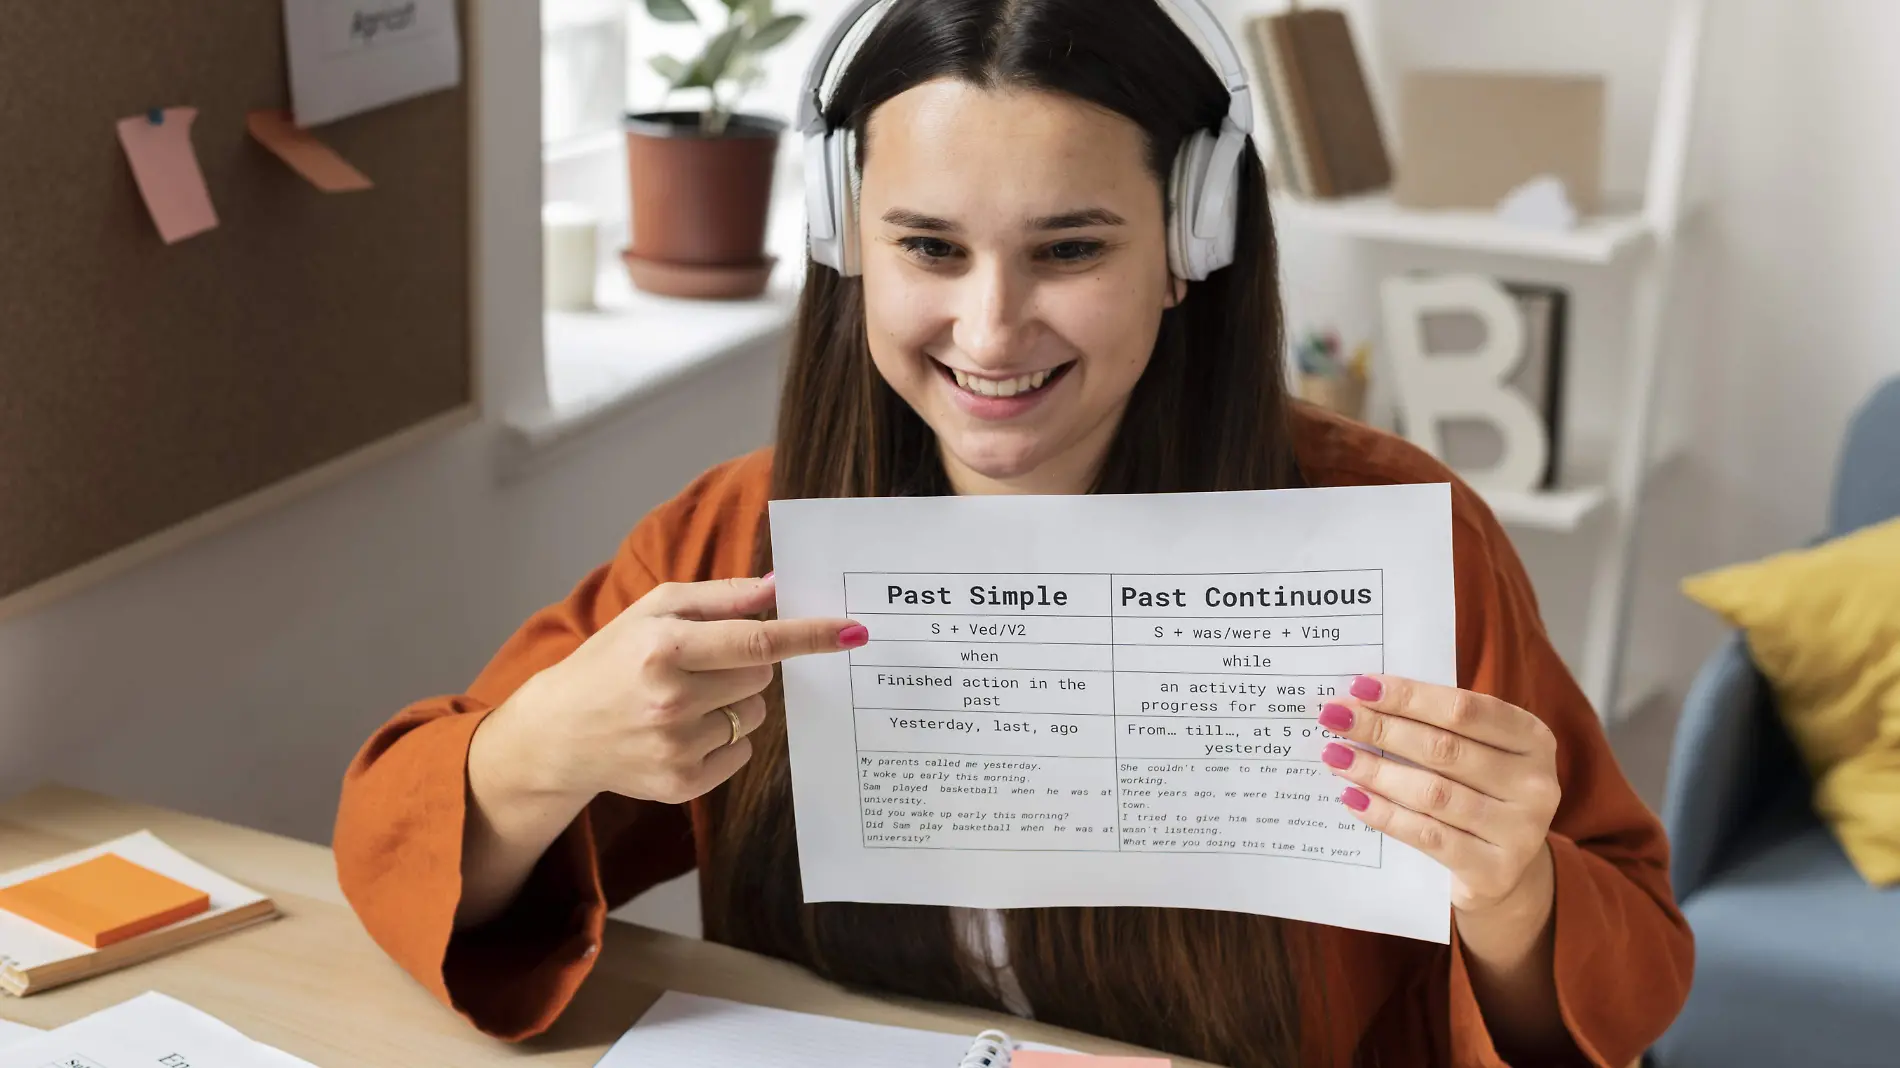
[[511, 573, 868, 804]]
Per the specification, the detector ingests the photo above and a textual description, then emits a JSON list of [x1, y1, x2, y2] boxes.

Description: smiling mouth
[[933, 357, 1076, 399]]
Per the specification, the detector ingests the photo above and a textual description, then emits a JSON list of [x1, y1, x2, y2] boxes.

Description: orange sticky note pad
[[0, 853, 211, 948], [1018, 1048, 1162, 1056], [246, 109, 373, 192]]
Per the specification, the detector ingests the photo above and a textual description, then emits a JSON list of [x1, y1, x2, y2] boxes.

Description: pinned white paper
[[284, 0, 462, 127]]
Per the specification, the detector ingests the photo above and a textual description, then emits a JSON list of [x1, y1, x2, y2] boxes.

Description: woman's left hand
[[1317, 674, 1561, 914]]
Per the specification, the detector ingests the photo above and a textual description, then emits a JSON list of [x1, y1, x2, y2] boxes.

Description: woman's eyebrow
[[881, 208, 959, 232], [879, 207, 1127, 232], [1031, 207, 1126, 230]]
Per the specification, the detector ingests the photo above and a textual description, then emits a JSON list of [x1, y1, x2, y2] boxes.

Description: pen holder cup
[[1298, 373, 1367, 421]]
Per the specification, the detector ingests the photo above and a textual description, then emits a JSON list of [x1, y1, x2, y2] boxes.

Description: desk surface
[[0, 785, 1215, 1066]]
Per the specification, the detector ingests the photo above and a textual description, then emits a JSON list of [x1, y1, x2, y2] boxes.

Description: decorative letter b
[[1380, 274, 1548, 494]]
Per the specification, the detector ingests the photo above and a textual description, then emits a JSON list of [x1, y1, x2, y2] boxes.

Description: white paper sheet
[[0, 1020, 39, 1049], [599, 991, 1067, 1068], [0, 992, 315, 1067], [772, 483, 1456, 943], [0, 831, 270, 975], [284, 0, 462, 127]]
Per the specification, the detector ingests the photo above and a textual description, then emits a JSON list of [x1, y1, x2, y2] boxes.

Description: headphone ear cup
[[1168, 130, 1218, 281], [826, 130, 861, 276], [803, 130, 840, 271]]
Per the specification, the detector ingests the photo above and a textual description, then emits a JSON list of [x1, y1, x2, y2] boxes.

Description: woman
[[335, 0, 1692, 1064]]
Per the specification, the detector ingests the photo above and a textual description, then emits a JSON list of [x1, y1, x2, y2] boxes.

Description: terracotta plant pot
[[623, 110, 784, 300]]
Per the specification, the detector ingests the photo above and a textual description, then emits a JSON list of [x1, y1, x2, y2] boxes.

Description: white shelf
[[1475, 483, 1611, 533], [1271, 192, 1655, 266]]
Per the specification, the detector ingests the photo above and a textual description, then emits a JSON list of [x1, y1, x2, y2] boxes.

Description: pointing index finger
[[635, 574, 778, 622], [674, 617, 869, 671]]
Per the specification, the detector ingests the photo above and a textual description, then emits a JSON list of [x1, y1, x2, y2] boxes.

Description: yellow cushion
[[1682, 516, 1900, 886]]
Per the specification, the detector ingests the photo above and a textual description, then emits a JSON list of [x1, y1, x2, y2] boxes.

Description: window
[[539, 0, 856, 234], [542, 0, 633, 257]]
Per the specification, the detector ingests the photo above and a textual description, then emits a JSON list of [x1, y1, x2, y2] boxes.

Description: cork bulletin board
[[0, 1, 473, 614]]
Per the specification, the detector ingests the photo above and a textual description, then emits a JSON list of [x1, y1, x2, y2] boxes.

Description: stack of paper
[[0, 992, 313, 1067], [0, 831, 278, 996]]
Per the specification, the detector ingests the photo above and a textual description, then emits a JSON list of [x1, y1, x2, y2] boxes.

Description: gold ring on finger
[[722, 705, 744, 747]]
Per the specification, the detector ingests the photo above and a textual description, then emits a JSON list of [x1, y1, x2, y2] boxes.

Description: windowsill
[[502, 185, 808, 454]]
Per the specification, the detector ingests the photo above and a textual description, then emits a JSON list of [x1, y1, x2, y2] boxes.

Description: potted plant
[[624, 0, 806, 299]]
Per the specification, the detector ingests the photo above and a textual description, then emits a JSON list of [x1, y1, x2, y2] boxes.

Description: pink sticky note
[[116, 107, 218, 244], [1013, 1054, 1171, 1068], [246, 109, 373, 192]]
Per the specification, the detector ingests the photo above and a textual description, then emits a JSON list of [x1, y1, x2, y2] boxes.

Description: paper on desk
[[600, 992, 1069, 1068], [0, 831, 269, 974], [284, 0, 462, 126], [0, 1020, 39, 1049], [0, 991, 315, 1067], [772, 483, 1457, 943]]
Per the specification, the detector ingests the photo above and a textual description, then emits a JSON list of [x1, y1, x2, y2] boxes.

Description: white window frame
[[542, 0, 634, 272]]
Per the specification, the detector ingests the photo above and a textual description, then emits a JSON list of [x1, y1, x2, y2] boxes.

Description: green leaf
[[643, 0, 698, 24], [694, 25, 746, 88], [717, 0, 749, 9], [675, 57, 715, 90], [748, 13, 804, 51], [648, 54, 689, 87]]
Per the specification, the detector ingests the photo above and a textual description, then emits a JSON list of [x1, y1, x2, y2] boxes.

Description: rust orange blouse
[[334, 406, 1692, 1067]]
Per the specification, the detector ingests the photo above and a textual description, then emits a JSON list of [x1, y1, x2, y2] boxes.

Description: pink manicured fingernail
[[1317, 702, 1354, 732], [1341, 787, 1371, 811], [762, 571, 775, 581], [838, 624, 869, 648], [1321, 742, 1355, 769], [1350, 675, 1383, 701]]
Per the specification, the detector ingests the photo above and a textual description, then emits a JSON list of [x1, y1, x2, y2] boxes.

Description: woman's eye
[[898, 237, 960, 262], [1043, 240, 1106, 263]]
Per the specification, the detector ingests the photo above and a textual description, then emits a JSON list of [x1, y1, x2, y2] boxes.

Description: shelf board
[[1271, 192, 1654, 266], [1475, 483, 1611, 533]]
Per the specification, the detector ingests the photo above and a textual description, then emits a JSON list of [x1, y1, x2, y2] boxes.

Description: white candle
[[542, 201, 599, 311]]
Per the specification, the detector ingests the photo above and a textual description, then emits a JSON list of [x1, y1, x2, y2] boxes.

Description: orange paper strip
[[0, 853, 211, 948], [246, 109, 373, 192], [115, 107, 219, 244]]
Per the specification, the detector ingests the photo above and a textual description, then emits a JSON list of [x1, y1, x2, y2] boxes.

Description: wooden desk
[[0, 786, 1216, 1066]]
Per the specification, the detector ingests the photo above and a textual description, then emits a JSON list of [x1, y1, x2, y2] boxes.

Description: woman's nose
[[950, 257, 1032, 367]]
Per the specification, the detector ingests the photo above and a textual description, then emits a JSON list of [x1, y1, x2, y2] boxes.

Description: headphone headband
[[801, 0, 1256, 279], [797, 0, 1253, 140]]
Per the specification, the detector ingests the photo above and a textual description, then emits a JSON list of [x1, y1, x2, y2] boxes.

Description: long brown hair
[[703, 1, 1312, 1064]]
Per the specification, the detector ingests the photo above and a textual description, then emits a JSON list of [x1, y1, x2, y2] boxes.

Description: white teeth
[[947, 365, 1059, 398]]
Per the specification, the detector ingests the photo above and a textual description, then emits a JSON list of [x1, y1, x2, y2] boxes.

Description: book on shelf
[[1244, 6, 1390, 200]]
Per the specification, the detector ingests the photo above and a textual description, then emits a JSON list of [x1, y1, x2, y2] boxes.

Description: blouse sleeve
[[331, 522, 698, 1041], [1439, 493, 1695, 1067]]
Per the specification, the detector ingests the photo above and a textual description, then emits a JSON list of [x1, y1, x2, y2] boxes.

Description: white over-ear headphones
[[797, 0, 1256, 281]]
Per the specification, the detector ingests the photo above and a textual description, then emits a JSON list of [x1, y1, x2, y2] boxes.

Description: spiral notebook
[[600, 992, 1075, 1067]]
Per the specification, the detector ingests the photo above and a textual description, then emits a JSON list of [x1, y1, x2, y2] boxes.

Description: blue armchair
[[1650, 377, 1900, 1068]]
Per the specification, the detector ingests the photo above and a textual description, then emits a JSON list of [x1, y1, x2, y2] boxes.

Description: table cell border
[[843, 569, 1386, 863]]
